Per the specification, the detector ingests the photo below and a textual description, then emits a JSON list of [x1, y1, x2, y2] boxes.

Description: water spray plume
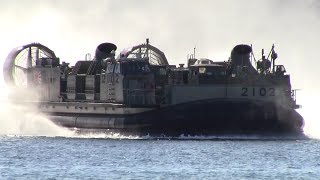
[[0, 85, 73, 137], [0, 86, 140, 139]]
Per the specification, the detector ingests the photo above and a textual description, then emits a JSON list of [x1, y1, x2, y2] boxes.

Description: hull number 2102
[[241, 87, 275, 97]]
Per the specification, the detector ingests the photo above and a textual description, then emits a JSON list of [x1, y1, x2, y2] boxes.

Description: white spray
[[0, 86, 74, 137], [0, 86, 140, 139]]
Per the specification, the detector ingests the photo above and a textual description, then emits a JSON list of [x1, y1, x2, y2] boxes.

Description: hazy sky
[[0, 0, 319, 89], [0, 0, 320, 88], [0, 0, 320, 136]]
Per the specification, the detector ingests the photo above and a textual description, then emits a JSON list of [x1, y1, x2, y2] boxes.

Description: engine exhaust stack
[[95, 43, 117, 62], [230, 44, 257, 75], [231, 44, 252, 66]]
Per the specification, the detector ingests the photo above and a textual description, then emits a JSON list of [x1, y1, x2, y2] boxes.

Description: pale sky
[[0, 0, 320, 134]]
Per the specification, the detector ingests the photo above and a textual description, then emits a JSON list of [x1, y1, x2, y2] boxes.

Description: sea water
[[0, 134, 319, 179]]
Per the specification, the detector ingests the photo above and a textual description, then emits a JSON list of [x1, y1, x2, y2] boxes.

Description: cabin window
[[199, 67, 206, 74], [202, 60, 209, 64]]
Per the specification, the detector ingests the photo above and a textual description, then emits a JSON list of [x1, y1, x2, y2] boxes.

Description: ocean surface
[[0, 95, 317, 179], [0, 133, 320, 179]]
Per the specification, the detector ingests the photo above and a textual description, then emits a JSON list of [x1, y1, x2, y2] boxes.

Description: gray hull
[[48, 99, 304, 136]]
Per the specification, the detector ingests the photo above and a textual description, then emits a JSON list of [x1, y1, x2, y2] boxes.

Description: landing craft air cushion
[[3, 39, 304, 136]]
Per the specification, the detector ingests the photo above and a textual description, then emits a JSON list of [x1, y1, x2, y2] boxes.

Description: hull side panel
[[47, 99, 304, 136]]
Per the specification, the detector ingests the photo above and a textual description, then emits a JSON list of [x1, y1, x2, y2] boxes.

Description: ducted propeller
[[3, 43, 56, 86]]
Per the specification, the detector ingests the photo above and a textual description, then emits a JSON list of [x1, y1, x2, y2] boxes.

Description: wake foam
[[70, 132, 141, 140]]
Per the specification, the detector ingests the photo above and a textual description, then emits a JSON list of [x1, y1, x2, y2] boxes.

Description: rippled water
[[0, 134, 319, 179]]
